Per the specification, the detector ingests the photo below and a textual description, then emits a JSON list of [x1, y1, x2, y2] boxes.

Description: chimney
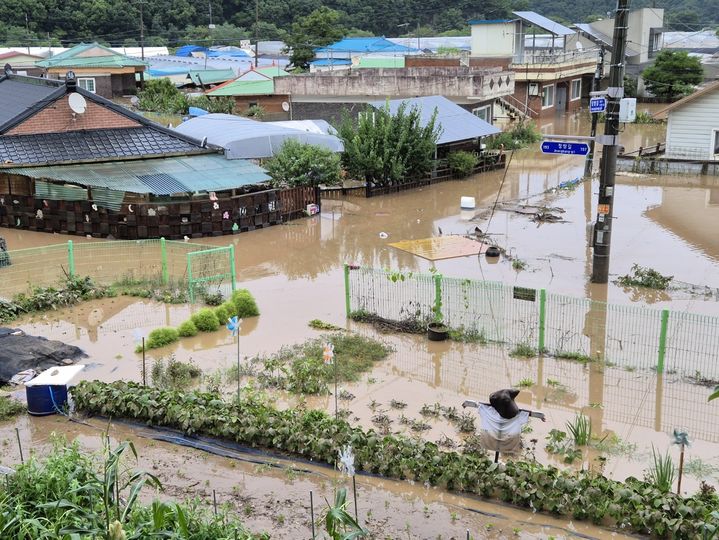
[[65, 70, 77, 92]]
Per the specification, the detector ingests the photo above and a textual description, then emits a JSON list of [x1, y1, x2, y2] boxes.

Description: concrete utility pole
[[591, 0, 630, 283], [139, 0, 145, 88], [254, 0, 259, 67], [584, 46, 605, 178]]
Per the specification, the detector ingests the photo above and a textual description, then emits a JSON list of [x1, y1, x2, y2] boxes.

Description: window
[[248, 101, 258, 108], [472, 105, 492, 123], [713, 130, 719, 156], [570, 79, 581, 101], [77, 77, 96, 93], [541, 84, 554, 109]]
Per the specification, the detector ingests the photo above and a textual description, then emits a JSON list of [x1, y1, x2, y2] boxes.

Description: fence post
[[229, 244, 237, 293], [538, 289, 547, 353], [160, 237, 169, 285], [187, 252, 194, 303], [67, 240, 75, 278], [657, 309, 669, 374], [433, 273, 442, 321], [343, 263, 351, 317]]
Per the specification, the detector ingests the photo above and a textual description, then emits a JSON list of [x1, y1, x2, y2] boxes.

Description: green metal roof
[[36, 42, 147, 69], [187, 69, 236, 85], [357, 57, 405, 68], [207, 78, 275, 96], [7, 154, 269, 195], [253, 66, 289, 78]]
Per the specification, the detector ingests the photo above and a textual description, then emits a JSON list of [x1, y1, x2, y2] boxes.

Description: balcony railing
[[512, 49, 598, 66]]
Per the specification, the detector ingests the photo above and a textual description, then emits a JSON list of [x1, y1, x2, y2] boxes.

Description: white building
[[654, 81, 719, 161]]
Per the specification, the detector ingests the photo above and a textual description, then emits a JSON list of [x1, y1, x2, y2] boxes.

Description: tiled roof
[[36, 42, 147, 69], [0, 127, 206, 167], [0, 76, 64, 130]]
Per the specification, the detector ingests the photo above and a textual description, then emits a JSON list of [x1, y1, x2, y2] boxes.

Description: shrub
[[214, 304, 230, 325], [177, 320, 198, 338], [265, 139, 342, 188], [447, 151, 478, 177], [231, 289, 259, 317], [487, 121, 541, 150], [191, 308, 220, 332], [139, 327, 179, 351], [203, 291, 224, 306], [0, 396, 25, 420], [151, 355, 201, 390]]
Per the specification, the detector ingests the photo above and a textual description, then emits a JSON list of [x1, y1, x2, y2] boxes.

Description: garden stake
[[677, 446, 685, 494], [466, 529, 470, 540], [310, 490, 316, 539], [226, 316, 242, 404], [334, 355, 338, 420], [142, 337, 146, 386], [352, 475, 358, 522], [213, 489, 217, 515], [236, 333, 240, 403], [15, 428, 23, 464], [672, 429, 690, 495]]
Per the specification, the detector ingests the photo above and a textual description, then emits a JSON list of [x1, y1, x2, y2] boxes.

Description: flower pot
[[485, 245, 501, 258], [427, 322, 449, 341]]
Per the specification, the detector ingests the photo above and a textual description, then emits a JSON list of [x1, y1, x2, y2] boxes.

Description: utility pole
[[139, 0, 145, 88], [416, 21, 420, 50], [584, 46, 605, 178], [254, 0, 259, 67], [591, 0, 630, 283]]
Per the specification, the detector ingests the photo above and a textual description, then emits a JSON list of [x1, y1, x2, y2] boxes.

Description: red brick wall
[[512, 77, 587, 119], [7, 98, 139, 135], [405, 56, 511, 69]]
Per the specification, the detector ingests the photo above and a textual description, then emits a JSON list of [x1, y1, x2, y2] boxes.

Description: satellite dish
[[281, 101, 290, 112], [68, 93, 87, 114]]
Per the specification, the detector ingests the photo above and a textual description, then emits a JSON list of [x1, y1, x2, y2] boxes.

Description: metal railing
[[512, 49, 598, 66]]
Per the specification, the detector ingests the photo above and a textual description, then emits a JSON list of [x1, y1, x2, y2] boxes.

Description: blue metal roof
[[316, 37, 420, 54], [176, 45, 208, 57], [309, 58, 352, 66], [370, 96, 501, 145], [7, 154, 270, 195]]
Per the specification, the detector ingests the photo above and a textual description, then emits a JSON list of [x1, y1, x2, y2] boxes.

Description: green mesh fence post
[[433, 273, 442, 321], [229, 244, 237, 293], [538, 289, 547, 353], [187, 252, 194, 304], [657, 309, 669, 374], [160, 237, 169, 285], [343, 264, 351, 317], [67, 240, 75, 278]]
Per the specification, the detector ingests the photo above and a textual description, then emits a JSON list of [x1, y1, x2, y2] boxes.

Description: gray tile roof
[[0, 127, 205, 166], [0, 77, 64, 130]]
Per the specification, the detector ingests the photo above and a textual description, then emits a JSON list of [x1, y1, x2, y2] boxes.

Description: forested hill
[[0, 0, 716, 47]]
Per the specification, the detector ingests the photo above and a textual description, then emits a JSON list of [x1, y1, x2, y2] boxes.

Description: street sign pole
[[592, 0, 630, 283], [585, 47, 606, 178]]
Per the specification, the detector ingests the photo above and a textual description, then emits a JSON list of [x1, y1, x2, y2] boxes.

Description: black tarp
[[0, 328, 85, 383]]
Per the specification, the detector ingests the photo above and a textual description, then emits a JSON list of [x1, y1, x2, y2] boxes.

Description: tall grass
[[566, 414, 592, 446], [645, 446, 677, 492]]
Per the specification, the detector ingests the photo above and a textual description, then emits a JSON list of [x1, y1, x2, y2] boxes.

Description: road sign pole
[[584, 47, 605, 178], [592, 0, 630, 283]]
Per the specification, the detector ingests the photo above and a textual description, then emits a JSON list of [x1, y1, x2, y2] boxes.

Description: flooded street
[[2, 109, 719, 537]]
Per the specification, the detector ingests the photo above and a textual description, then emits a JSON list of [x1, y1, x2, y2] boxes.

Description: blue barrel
[[26, 385, 68, 416]]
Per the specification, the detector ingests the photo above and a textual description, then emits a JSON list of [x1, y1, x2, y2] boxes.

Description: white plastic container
[[460, 196, 476, 209]]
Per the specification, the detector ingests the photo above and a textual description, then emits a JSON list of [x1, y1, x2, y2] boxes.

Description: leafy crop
[[138, 327, 179, 352], [191, 308, 220, 332], [0, 394, 25, 420], [72, 381, 719, 537], [151, 356, 202, 390], [231, 289, 260, 318], [618, 264, 673, 290]]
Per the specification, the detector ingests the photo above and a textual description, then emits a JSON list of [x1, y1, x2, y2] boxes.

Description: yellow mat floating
[[389, 235, 488, 261]]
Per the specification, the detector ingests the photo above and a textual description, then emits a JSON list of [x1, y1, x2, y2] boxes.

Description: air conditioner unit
[[528, 83, 540, 96]]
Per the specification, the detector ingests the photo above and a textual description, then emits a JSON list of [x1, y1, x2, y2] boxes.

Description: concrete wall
[[231, 94, 290, 119], [274, 67, 515, 101], [666, 89, 719, 160], [405, 56, 511, 69], [584, 8, 663, 65], [617, 156, 719, 176], [470, 22, 516, 57]]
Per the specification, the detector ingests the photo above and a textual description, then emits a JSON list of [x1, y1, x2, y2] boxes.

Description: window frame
[[570, 79, 581, 101], [472, 105, 492, 123], [541, 84, 555, 109], [77, 77, 96, 93], [712, 129, 719, 157]]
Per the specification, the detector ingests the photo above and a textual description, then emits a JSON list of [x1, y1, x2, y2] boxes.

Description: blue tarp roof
[[370, 96, 501, 145], [309, 58, 352, 66], [316, 37, 420, 53], [175, 45, 208, 57]]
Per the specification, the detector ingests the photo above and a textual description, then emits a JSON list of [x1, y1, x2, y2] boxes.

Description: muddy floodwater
[[2, 109, 719, 537]]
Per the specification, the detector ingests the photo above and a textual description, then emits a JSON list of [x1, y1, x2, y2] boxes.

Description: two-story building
[[469, 12, 600, 119]]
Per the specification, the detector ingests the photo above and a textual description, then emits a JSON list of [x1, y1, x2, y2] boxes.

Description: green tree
[[434, 8, 466, 33], [285, 7, 345, 70], [265, 139, 342, 188], [642, 50, 704, 99], [339, 103, 441, 187], [181, 22, 247, 45]]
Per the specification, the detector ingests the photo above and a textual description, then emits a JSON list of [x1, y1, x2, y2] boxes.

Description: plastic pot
[[427, 322, 449, 341]]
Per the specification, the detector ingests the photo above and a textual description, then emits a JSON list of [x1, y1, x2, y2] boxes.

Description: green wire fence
[[0, 239, 235, 303], [344, 265, 719, 379]]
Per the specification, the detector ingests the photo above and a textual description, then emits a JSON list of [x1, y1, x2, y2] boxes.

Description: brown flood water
[[2, 109, 719, 536]]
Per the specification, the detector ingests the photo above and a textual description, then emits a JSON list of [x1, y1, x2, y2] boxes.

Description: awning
[[6, 154, 270, 195]]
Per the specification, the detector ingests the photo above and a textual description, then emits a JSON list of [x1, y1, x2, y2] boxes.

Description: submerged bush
[[139, 327, 179, 351], [231, 289, 259, 318], [191, 308, 220, 332], [151, 355, 201, 390], [447, 150, 478, 177], [177, 319, 198, 338], [265, 139, 342, 188], [487, 121, 541, 150]]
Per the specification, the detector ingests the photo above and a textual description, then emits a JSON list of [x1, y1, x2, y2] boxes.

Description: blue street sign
[[590, 97, 607, 113], [541, 141, 590, 155]]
